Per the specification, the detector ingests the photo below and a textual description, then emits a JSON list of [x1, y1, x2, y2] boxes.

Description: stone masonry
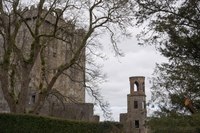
[[0, 6, 98, 122], [120, 76, 147, 133]]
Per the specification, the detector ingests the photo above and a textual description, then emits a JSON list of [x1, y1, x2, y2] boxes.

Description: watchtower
[[120, 76, 147, 133]]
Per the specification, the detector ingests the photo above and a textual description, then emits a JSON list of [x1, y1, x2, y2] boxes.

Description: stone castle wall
[[22, 7, 86, 103], [0, 6, 97, 122]]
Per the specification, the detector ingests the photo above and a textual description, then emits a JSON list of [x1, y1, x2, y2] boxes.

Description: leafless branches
[[0, 0, 136, 118]]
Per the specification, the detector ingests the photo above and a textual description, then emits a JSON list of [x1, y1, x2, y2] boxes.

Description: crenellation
[[54, 8, 63, 18]]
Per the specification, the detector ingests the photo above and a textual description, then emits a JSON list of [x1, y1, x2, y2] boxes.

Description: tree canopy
[[133, 0, 200, 115]]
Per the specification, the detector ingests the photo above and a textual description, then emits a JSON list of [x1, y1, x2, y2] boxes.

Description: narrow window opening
[[134, 101, 138, 109], [31, 94, 36, 104], [134, 82, 139, 92], [135, 120, 139, 128]]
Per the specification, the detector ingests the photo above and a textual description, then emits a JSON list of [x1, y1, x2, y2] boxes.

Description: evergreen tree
[[133, 0, 200, 115]]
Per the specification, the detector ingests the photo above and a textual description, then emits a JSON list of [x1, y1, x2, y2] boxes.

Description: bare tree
[[0, 0, 135, 118]]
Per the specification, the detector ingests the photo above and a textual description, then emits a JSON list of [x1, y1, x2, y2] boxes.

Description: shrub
[[0, 113, 122, 133], [148, 114, 200, 133]]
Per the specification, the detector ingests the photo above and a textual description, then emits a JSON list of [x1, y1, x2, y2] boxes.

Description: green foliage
[[148, 114, 200, 133], [0, 113, 123, 133], [134, 0, 200, 115]]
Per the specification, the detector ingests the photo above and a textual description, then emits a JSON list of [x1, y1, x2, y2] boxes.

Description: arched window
[[134, 81, 139, 92]]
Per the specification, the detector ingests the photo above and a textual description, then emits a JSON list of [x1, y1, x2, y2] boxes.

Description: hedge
[[0, 113, 123, 133], [148, 114, 200, 133]]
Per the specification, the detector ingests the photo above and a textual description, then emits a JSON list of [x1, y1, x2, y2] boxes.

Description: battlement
[[21, 6, 68, 27], [18, 5, 63, 18], [0, 5, 85, 36]]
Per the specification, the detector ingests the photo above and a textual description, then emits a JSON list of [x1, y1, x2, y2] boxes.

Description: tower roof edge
[[129, 76, 145, 79]]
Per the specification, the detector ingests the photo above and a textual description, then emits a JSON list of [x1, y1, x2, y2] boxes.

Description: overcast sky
[[86, 28, 167, 121]]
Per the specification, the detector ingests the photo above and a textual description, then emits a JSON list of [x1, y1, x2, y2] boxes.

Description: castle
[[0, 5, 147, 132], [0, 6, 98, 122]]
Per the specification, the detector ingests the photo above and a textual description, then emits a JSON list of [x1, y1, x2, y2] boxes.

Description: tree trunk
[[0, 72, 17, 113], [17, 67, 31, 113]]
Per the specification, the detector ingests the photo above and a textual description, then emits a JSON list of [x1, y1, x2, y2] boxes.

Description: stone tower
[[120, 76, 147, 133], [0, 6, 85, 107], [0, 6, 99, 122]]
